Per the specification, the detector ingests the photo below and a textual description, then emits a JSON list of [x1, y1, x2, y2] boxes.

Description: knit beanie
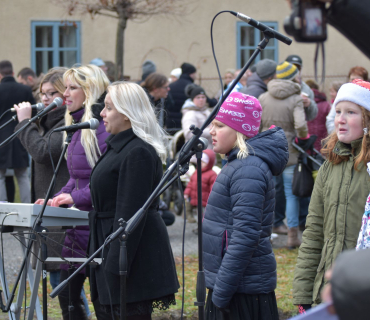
[[333, 79, 370, 111], [276, 61, 299, 81], [170, 68, 182, 79], [142, 60, 156, 81], [185, 84, 206, 100], [286, 54, 303, 67], [181, 62, 196, 75], [216, 92, 262, 138], [256, 59, 277, 80]]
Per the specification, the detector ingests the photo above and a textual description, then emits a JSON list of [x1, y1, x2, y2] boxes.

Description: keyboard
[[0, 203, 89, 228]]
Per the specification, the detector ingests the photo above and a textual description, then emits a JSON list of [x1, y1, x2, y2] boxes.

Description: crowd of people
[[0, 53, 369, 320]]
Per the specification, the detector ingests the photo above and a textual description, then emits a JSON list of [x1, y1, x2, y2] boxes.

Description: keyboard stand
[[0, 230, 43, 320]]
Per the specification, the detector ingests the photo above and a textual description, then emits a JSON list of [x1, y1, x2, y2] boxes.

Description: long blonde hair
[[234, 131, 249, 159], [63, 64, 110, 167], [107, 81, 168, 162]]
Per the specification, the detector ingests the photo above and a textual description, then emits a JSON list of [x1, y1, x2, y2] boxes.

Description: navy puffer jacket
[[203, 126, 288, 308]]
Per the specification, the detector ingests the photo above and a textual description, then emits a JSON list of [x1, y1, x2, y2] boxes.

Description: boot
[[287, 227, 301, 249], [58, 294, 89, 320]]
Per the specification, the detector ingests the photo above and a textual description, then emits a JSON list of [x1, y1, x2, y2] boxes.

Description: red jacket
[[307, 88, 331, 152], [184, 149, 218, 207]]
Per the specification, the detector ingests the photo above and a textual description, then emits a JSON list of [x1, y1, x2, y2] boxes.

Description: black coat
[[89, 129, 179, 305], [15, 106, 69, 202], [0, 76, 35, 168], [167, 74, 194, 130]]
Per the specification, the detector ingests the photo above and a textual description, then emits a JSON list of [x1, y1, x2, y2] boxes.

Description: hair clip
[[364, 128, 368, 135]]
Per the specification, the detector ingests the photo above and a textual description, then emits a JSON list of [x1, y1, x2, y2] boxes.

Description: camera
[[284, 0, 327, 43]]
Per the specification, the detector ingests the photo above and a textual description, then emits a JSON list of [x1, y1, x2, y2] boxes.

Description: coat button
[[335, 148, 339, 152]]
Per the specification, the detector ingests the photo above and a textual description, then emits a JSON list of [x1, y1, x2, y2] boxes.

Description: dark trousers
[[274, 174, 286, 227], [58, 269, 88, 320], [5, 176, 14, 202], [59, 269, 111, 320]]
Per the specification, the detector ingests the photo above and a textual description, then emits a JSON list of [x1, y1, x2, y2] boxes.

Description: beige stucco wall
[[0, 0, 369, 92]]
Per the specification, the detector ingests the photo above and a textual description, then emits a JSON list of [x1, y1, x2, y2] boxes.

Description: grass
[[7, 182, 299, 319], [0, 248, 298, 320]]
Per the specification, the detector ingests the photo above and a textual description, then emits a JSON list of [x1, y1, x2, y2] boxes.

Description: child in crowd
[[184, 149, 217, 223], [293, 80, 370, 314], [202, 92, 288, 320], [181, 84, 213, 148]]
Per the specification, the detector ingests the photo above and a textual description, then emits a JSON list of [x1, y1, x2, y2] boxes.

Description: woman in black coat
[[89, 81, 179, 320]]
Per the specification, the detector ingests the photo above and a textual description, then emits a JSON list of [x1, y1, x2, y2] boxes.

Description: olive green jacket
[[293, 139, 370, 305]]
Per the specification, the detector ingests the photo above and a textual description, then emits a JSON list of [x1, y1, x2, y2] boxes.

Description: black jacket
[[167, 74, 194, 130], [0, 76, 35, 168], [89, 129, 179, 305]]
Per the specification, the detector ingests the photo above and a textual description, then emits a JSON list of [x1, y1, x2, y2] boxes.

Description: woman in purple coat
[[36, 64, 110, 320]]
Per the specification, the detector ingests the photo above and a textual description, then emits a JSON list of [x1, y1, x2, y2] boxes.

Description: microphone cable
[[0, 213, 16, 320], [0, 109, 11, 123], [173, 10, 233, 319]]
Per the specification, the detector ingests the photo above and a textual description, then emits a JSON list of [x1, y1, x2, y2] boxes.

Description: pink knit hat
[[216, 92, 262, 138]]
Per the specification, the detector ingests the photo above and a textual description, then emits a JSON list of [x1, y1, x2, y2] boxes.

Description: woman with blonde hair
[[89, 81, 179, 319], [36, 64, 110, 320]]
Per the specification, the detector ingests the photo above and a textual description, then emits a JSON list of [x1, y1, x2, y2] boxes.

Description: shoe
[[272, 224, 288, 235], [287, 227, 301, 249]]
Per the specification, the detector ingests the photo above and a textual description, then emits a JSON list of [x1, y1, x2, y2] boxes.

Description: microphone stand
[[50, 30, 289, 320], [0, 131, 74, 320], [0, 115, 16, 132]]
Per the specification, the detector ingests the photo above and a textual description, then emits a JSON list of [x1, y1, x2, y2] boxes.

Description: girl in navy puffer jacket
[[203, 92, 288, 320]]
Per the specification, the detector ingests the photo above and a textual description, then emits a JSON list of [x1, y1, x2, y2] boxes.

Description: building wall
[[0, 0, 369, 91]]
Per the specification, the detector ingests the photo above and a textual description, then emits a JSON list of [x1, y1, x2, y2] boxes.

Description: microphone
[[53, 118, 100, 133], [10, 103, 45, 113], [34, 97, 64, 118], [230, 11, 292, 45]]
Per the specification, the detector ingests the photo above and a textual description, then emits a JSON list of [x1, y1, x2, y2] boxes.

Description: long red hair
[[321, 106, 370, 170]]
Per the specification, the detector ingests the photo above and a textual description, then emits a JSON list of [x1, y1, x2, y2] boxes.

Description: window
[[236, 21, 279, 69], [31, 21, 81, 75]]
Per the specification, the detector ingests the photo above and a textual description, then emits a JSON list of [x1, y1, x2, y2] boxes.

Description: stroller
[[162, 129, 188, 216], [291, 135, 325, 197]]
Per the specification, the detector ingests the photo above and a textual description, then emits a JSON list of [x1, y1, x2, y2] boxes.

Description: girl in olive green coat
[[293, 80, 370, 314]]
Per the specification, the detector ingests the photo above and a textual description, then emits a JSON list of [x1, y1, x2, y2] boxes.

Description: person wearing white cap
[[169, 67, 181, 83], [293, 79, 370, 314]]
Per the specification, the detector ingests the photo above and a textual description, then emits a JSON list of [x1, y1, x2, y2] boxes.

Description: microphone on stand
[[33, 97, 64, 119], [10, 103, 45, 113], [230, 11, 292, 45], [53, 118, 100, 133]]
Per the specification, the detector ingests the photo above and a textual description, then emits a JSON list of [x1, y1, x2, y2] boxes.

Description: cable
[[0, 214, 15, 320], [210, 11, 236, 105], [0, 110, 11, 123], [101, 235, 115, 320]]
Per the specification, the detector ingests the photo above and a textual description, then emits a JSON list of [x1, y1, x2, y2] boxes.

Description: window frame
[[31, 21, 81, 74], [236, 21, 279, 69]]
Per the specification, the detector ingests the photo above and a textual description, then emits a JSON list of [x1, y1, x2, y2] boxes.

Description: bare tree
[[52, 0, 191, 80]]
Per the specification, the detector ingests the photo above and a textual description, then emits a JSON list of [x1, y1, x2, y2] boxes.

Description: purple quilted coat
[[55, 108, 109, 273]]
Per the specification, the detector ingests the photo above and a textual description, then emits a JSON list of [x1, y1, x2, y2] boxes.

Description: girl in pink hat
[[202, 92, 288, 320]]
